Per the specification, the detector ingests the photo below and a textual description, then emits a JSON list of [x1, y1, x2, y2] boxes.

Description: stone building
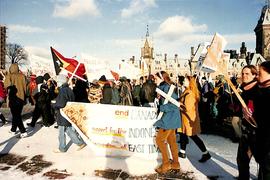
[[0, 25, 6, 69], [254, 5, 270, 60]]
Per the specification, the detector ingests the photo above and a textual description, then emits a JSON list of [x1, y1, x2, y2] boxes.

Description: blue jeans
[[58, 126, 85, 152]]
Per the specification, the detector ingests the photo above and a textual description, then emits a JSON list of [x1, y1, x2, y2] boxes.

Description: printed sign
[[203, 33, 227, 72], [60, 103, 160, 159]]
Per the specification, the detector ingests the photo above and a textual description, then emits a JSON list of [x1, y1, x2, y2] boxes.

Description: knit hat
[[43, 73, 51, 81], [30, 74, 36, 81], [99, 75, 107, 82], [120, 76, 127, 82], [36, 76, 44, 84], [57, 74, 68, 87]]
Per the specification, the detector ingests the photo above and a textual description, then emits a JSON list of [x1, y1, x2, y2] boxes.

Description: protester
[[7, 85, 27, 138], [119, 76, 133, 106], [27, 74, 37, 105], [111, 81, 120, 105], [52, 74, 86, 153], [140, 75, 157, 107], [4, 63, 27, 105], [177, 75, 185, 96], [132, 78, 142, 106], [236, 65, 258, 180], [44, 73, 58, 100], [154, 71, 181, 174], [244, 61, 270, 179], [178, 76, 211, 163], [0, 71, 7, 124], [27, 74, 55, 127], [88, 79, 102, 103], [199, 76, 214, 131], [73, 75, 90, 103], [215, 76, 231, 126], [99, 75, 113, 104], [4, 64, 27, 137]]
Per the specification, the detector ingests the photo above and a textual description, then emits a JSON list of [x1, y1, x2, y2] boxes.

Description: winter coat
[[179, 89, 201, 136], [100, 83, 112, 104], [0, 81, 6, 101], [52, 83, 75, 127], [132, 84, 141, 106], [4, 64, 26, 102], [253, 86, 270, 163], [140, 80, 157, 106], [37, 84, 55, 126], [120, 81, 133, 106], [73, 79, 90, 103], [111, 87, 120, 105], [8, 85, 24, 115], [153, 82, 181, 130]]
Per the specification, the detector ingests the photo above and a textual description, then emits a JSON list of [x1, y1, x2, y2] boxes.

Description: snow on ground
[[0, 108, 258, 180]]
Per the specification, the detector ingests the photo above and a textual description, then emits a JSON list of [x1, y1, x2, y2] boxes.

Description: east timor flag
[[50, 47, 86, 79]]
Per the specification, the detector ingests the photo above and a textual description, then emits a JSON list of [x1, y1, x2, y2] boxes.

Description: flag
[[202, 33, 227, 72], [110, 70, 119, 81], [50, 47, 86, 79], [194, 43, 208, 71]]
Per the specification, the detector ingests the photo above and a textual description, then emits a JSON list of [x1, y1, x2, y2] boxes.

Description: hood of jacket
[[9, 64, 19, 74]]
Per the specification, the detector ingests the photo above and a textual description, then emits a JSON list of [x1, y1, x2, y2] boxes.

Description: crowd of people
[[0, 60, 270, 179]]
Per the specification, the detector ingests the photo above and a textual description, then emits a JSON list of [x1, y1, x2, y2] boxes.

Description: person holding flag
[[52, 74, 86, 153], [236, 65, 258, 180]]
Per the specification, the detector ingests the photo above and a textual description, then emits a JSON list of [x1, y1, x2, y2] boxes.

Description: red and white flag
[[51, 47, 86, 81]]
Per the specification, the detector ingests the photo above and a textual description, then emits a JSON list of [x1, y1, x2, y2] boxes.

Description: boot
[[27, 122, 35, 127], [77, 144, 86, 151], [155, 163, 171, 174], [199, 152, 211, 163], [171, 162, 180, 172], [0, 113, 6, 124], [178, 152, 186, 158], [178, 149, 186, 158]]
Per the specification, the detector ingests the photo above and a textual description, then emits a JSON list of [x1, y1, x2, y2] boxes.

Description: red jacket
[[0, 81, 6, 99]]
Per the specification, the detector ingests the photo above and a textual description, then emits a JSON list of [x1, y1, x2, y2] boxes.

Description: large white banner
[[60, 103, 160, 159]]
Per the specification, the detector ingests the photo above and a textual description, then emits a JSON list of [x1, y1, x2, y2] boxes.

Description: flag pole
[[60, 67, 86, 82]]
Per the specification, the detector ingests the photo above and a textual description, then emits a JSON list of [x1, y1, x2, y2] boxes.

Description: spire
[[256, 3, 270, 27], [263, 4, 270, 25], [144, 24, 150, 48], [146, 24, 149, 38]]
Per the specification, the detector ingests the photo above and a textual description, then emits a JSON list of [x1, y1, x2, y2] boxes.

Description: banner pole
[[223, 75, 257, 127]]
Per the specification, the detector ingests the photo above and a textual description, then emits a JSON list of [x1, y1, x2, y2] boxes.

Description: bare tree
[[6, 43, 28, 64]]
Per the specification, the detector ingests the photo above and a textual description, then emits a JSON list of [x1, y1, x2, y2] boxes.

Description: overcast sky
[[0, 0, 266, 63]]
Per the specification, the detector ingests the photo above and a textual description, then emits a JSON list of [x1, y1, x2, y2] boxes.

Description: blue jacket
[[153, 82, 181, 129], [52, 83, 75, 126]]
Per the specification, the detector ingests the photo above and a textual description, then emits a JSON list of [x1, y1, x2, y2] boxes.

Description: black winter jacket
[[254, 86, 270, 163]]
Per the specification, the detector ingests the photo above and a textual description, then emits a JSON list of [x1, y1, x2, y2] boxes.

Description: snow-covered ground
[[0, 108, 258, 180]]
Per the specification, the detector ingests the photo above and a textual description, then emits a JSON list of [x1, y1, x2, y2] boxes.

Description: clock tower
[[254, 3, 270, 60], [141, 25, 154, 75]]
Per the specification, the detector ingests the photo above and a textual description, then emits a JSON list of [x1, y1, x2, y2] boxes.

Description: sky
[[0, 0, 267, 64]]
